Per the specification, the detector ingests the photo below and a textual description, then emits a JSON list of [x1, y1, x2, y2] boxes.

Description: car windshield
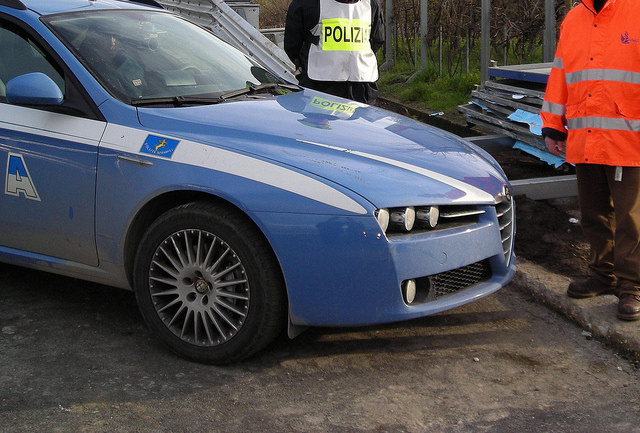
[[45, 9, 284, 104]]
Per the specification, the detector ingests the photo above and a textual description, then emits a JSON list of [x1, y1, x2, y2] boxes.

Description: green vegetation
[[378, 63, 479, 113], [375, 32, 487, 115], [376, 36, 544, 115]]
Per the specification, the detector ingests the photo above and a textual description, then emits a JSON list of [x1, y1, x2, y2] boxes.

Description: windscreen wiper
[[131, 83, 301, 107], [131, 95, 224, 107], [219, 83, 301, 101]]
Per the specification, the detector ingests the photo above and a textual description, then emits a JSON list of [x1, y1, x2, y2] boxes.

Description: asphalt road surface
[[1, 262, 639, 433]]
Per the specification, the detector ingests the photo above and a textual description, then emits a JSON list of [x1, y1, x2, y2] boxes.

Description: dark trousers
[[576, 164, 640, 295]]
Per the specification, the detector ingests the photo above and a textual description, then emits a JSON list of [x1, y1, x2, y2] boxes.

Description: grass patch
[[376, 38, 543, 114], [378, 63, 479, 114]]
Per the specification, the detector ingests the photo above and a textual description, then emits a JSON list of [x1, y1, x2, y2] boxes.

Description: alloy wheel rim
[[148, 229, 250, 346]]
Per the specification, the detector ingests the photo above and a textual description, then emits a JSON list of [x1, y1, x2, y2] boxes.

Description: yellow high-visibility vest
[[307, 0, 378, 82]]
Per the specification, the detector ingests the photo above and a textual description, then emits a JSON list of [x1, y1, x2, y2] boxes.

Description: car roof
[[0, 0, 162, 16]]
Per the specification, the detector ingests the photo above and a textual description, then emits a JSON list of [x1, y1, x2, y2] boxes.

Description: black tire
[[133, 201, 286, 364]]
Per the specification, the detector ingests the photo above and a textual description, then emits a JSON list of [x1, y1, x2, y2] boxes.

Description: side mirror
[[6, 72, 63, 106]]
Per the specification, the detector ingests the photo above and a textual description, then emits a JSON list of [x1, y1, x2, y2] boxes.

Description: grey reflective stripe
[[99, 124, 369, 214], [542, 100, 565, 116], [565, 69, 640, 85], [552, 57, 563, 69], [567, 116, 640, 132], [297, 139, 495, 204]]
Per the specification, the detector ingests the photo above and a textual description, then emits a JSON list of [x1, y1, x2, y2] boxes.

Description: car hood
[[136, 90, 509, 208]]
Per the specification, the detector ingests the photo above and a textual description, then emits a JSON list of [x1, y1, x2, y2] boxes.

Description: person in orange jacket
[[541, 0, 640, 320]]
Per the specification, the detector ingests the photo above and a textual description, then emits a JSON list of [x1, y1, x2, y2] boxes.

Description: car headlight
[[390, 207, 416, 232], [376, 205, 444, 235], [375, 208, 390, 232], [416, 206, 439, 228]]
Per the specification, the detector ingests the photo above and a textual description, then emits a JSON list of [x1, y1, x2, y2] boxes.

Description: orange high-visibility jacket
[[541, 0, 640, 166]]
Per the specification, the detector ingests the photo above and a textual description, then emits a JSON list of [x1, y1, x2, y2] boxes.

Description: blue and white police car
[[0, 0, 516, 364]]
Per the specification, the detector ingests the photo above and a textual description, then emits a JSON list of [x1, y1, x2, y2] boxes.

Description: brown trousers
[[576, 164, 640, 295]]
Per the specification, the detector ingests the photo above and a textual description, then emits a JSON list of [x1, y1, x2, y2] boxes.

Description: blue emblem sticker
[[140, 135, 180, 158]]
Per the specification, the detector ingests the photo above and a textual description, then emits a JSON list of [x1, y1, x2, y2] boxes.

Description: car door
[[0, 17, 105, 266]]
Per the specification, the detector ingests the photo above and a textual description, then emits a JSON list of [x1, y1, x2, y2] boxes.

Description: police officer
[[284, 0, 385, 104]]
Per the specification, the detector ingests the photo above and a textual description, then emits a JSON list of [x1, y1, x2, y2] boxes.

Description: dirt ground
[[3, 260, 640, 433]]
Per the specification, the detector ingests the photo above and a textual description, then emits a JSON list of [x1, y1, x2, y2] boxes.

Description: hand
[[545, 136, 566, 156]]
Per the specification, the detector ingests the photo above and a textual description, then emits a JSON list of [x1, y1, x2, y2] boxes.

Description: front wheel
[[133, 201, 286, 364]]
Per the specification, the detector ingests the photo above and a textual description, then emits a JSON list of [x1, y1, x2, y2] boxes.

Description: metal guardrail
[[466, 135, 577, 200], [460, 64, 578, 200], [510, 175, 577, 200], [155, 0, 297, 83]]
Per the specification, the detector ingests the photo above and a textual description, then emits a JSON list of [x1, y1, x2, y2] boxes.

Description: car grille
[[496, 194, 515, 267], [437, 205, 485, 229], [418, 260, 491, 301]]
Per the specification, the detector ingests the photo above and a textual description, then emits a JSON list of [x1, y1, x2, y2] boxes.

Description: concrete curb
[[512, 258, 640, 362]]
